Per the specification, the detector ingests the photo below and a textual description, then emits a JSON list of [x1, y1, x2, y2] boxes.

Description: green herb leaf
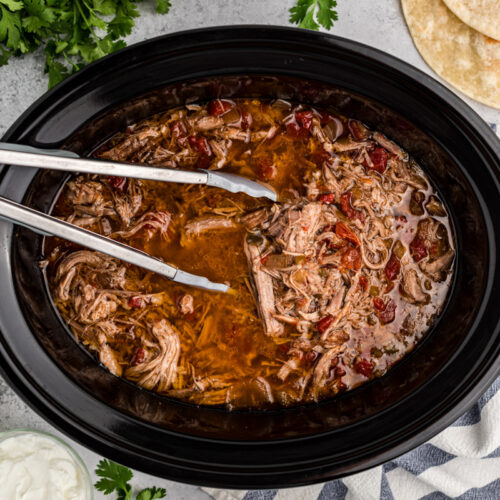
[[0, 45, 11, 65], [0, 0, 23, 12], [136, 486, 167, 500], [289, 0, 338, 31], [0, 0, 171, 88], [317, 0, 337, 30], [0, 5, 22, 49], [94, 459, 133, 499], [289, 0, 313, 26], [156, 0, 171, 15]]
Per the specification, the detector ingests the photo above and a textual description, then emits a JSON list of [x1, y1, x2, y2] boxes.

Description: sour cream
[[0, 432, 90, 500]]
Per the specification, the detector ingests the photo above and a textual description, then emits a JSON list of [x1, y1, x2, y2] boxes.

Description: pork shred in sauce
[[44, 98, 455, 408]]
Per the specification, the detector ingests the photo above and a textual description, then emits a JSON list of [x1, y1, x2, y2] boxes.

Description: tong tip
[[173, 269, 229, 293]]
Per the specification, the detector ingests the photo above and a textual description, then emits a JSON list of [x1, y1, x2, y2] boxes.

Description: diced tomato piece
[[359, 275, 368, 291], [342, 247, 361, 271], [188, 135, 212, 156], [354, 358, 374, 377], [410, 236, 428, 262], [286, 122, 309, 140], [207, 99, 233, 116], [317, 315, 334, 334], [279, 343, 290, 353], [306, 350, 319, 363], [373, 297, 385, 310], [363, 147, 388, 173], [379, 299, 396, 324], [107, 176, 128, 194], [348, 120, 367, 140], [340, 191, 353, 216], [335, 222, 360, 247], [256, 157, 276, 181], [240, 111, 253, 130], [295, 110, 314, 130], [385, 253, 401, 281], [197, 154, 211, 169], [131, 347, 145, 365], [340, 191, 365, 222], [317, 193, 335, 204], [128, 296, 144, 309], [335, 365, 346, 377]]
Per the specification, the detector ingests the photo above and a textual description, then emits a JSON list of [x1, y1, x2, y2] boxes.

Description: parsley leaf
[[0, 0, 171, 88], [94, 459, 133, 499], [156, 0, 170, 14], [94, 459, 167, 500], [289, 0, 338, 31], [136, 487, 167, 500], [0, 45, 10, 65], [0, 5, 22, 49], [0, 0, 23, 11]]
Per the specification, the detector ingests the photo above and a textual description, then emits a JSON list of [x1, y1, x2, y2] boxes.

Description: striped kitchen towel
[[204, 124, 500, 500], [203, 376, 499, 500]]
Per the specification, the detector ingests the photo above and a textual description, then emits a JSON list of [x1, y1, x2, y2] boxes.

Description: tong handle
[[0, 195, 228, 293]]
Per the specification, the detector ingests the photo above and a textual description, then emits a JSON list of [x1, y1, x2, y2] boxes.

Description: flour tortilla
[[442, 0, 500, 41], [402, 0, 500, 109]]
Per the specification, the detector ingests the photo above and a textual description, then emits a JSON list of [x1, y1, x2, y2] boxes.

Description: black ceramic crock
[[0, 27, 499, 488]]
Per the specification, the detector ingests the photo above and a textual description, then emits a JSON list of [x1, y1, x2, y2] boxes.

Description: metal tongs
[[0, 143, 277, 292]]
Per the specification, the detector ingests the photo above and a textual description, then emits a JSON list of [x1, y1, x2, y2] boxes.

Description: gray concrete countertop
[[0, 1, 498, 499]]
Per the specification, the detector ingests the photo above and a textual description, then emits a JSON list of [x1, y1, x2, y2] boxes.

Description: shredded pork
[[47, 97, 454, 408]]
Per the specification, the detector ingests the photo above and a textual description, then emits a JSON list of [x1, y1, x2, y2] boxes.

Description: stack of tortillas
[[402, 0, 500, 109]]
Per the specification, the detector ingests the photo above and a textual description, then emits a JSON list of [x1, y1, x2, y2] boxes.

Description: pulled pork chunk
[[66, 179, 114, 217], [112, 211, 171, 240], [178, 294, 194, 315], [97, 331, 123, 376], [400, 270, 429, 305], [98, 125, 164, 162], [55, 250, 121, 302], [244, 238, 284, 336], [281, 202, 323, 253], [125, 319, 181, 392], [182, 215, 236, 243]]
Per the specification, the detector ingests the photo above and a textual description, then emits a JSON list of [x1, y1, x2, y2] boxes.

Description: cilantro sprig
[[289, 0, 338, 31], [0, 0, 170, 88], [95, 459, 166, 500]]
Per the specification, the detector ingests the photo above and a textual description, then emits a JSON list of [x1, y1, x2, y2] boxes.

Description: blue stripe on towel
[[392, 443, 456, 475], [380, 464, 395, 500], [419, 478, 500, 500], [318, 478, 347, 499], [452, 377, 499, 427], [243, 490, 278, 500], [485, 446, 500, 459]]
